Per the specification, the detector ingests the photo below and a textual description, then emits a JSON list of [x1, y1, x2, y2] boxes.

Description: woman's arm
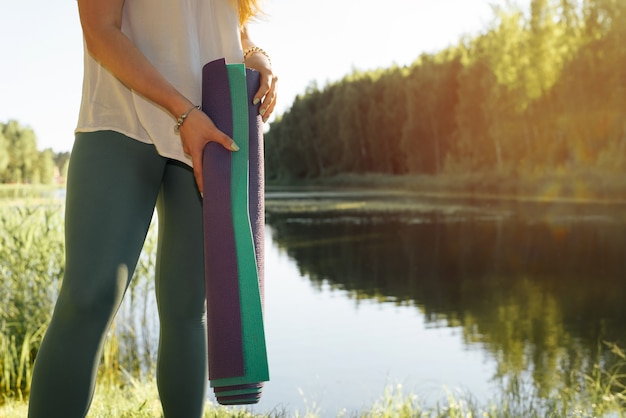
[[77, 0, 237, 193], [241, 26, 278, 122]]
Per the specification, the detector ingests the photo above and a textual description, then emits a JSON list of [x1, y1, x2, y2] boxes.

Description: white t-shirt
[[75, 0, 244, 166]]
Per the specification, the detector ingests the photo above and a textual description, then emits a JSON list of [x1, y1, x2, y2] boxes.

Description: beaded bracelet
[[174, 105, 201, 133], [243, 46, 272, 66]]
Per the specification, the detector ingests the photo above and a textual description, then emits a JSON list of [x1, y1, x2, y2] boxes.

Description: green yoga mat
[[202, 59, 269, 405]]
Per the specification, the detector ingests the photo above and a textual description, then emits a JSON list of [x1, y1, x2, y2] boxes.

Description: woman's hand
[[178, 109, 239, 195], [245, 53, 278, 122], [241, 28, 278, 123]]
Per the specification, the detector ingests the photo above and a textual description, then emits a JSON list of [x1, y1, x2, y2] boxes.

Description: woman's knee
[[56, 264, 129, 322]]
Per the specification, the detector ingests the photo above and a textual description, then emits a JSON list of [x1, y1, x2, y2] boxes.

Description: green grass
[[1, 374, 625, 418], [1, 376, 287, 418]]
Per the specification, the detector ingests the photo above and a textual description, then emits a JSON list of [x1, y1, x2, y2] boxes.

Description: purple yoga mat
[[201, 58, 268, 405], [202, 59, 245, 379]]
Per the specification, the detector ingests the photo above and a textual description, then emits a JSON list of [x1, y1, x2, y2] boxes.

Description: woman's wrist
[[168, 95, 197, 124], [174, 105, 201, 133], [243, 46, 272, 66]]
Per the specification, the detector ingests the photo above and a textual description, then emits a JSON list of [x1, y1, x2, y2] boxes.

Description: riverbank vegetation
[[1, 371, 626, 417], [265, 0, 626, 200], [0, 202, 157, 401], [267, 171, 626, 204]]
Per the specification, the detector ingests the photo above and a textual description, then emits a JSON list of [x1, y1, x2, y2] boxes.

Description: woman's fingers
[[180, 111, 239, 194], [260, 90, 277, 122], [256, 74, 278, 122], [245, 52, 277, 121]]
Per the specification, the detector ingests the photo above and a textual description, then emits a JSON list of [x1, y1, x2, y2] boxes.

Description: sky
[[0, 0, 526, 153]]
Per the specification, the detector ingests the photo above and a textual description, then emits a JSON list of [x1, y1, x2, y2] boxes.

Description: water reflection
[[265, 200, 626, 399]]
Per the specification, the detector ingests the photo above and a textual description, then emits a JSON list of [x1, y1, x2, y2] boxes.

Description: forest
[[0, 120, 69, 185], [264, 0, 626, 185]]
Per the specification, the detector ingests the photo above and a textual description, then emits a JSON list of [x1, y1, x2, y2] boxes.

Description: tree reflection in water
[[266, 202, 626, 399]]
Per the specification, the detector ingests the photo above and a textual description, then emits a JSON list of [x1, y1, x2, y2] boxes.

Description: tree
[[264, 0, 624, 181], [36, 149, 56, 184], [0, 120, 69, 184], [1, 120, 38, 183]]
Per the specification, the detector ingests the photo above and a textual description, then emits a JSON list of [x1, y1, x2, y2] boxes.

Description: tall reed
[[0, 204, 64, 399], [0, 201, 160, 400]]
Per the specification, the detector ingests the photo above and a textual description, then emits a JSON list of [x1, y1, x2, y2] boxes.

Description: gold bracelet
[[243, 46, 272, 66], [174, 105, 201, 134]]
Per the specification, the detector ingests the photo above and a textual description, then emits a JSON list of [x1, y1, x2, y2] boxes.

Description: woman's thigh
[[60, 131, 167, 317], [155, 159, 205, 321]]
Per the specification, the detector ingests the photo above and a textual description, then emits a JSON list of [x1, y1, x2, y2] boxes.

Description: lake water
[[257, 226, 495, 416], [42, 188, 623, 416], [245, 191, 626, 416]]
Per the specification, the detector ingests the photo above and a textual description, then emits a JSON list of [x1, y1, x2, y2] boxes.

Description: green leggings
[[28, 131, 208, 417]]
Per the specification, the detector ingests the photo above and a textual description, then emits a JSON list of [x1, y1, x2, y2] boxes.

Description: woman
[[28, 0, 277, 416]]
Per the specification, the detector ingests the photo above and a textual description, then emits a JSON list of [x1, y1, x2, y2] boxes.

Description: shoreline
[[266, 172, 626, 206]]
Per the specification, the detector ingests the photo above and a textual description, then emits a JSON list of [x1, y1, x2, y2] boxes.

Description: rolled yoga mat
[[201, 58, 269, 405]]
